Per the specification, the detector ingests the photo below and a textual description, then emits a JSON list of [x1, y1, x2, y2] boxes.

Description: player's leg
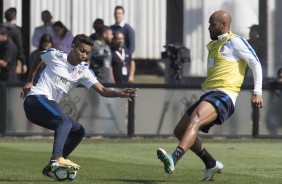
[[188, 136, 223, 181], [175, 102, 223, 173], [62, 116, 85, 158], [169, 91, 233, 180], [157, 108, 192, 173], [178, 101, 217, 149], [157, 101, 217, 174], [24, 95, 80, 169], [41, 102, 81, 170], [173, 106, 217, 165], [191, 137, 216, 168], [175, 115, 218, 168], [189, 136, 223, 181]]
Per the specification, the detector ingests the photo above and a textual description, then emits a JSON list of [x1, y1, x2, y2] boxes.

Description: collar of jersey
[[217, 31, 232, 41]]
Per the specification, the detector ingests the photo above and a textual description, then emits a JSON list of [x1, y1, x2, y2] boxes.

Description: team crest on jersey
[[78, 66, 86, 71], [55, 52, 63, 59], [71, 67, 78, 79]]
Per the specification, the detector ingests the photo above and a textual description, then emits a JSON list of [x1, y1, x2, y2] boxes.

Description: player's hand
[[251, 94, 263, 108], [21, 82, 33, 99], [119, 88, 138, 101]]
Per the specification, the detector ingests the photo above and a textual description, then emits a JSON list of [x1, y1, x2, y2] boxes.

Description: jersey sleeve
[[40, 48, 56, 64], [230, 36, 263, 94], [79, 68, 99, 89]]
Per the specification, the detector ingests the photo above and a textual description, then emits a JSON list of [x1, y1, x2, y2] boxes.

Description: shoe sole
[[50, 163, 80, 172], [202, 169, 222, 181], [157, 148, 174, 174]]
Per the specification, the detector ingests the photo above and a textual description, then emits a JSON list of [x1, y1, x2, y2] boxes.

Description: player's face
[[114, 9, 124, 23], [72, 43, 91, 64], [208, 17, 223, 40]]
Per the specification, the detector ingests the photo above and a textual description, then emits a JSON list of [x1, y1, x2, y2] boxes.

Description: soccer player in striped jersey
[[157, 10, 263, 181], [21, 34, 137, 179]]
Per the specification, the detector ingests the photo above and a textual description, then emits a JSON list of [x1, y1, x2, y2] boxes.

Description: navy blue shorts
[[186, 91, 235, 133], [24, 95, 84, 158], [24, 95, 81, 131]]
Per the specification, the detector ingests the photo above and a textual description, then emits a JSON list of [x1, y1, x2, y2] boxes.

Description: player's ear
[[71, 44, 75, 48], [223, 21, 228, 29]]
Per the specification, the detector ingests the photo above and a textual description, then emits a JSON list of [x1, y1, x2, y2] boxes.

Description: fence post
[[22, 0, 31, 63], [252, 107, 259, 138], [0, 0, 3, 24], [0, 84, 2, 135], [0, 83, 6, 136], [127, 96, 135, 136]]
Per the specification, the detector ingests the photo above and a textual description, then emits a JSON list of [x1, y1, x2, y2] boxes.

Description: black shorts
[[186, 91, 235, 133]]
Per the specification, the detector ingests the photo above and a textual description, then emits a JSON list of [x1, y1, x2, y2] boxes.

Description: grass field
[[0, 138, 281, 184]]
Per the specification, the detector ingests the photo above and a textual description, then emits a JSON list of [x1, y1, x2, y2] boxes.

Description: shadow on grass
[[250, 167, 282, 171], [0, 179, 51, 183], [88, 178, 184, 184]]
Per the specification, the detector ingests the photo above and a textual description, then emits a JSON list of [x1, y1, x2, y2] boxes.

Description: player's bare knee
[[188, 113, 201, 130]]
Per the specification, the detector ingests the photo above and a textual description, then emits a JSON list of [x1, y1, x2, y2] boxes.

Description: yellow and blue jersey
[[202, 32, 262, 98]]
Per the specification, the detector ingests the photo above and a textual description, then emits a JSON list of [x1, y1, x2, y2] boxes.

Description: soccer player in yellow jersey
[[157, 10, 263, 181]]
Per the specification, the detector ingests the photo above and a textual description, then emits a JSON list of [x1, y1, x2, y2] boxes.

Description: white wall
[[183, 0, 259, 76], [5, 0, 278, 77], [267, 0, 276, 77], [3, 0, 167, 59], [3, 0, 22, 25]]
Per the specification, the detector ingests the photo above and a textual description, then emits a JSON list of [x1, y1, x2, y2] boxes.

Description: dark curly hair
[[72, 34, 94, 47]]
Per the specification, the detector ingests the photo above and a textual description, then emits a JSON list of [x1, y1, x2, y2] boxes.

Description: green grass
[[0, 138, 281, 184]]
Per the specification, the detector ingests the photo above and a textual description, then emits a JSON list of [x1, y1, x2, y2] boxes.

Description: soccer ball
[[52, 167, 78, 181], [68, 170, 78, 181]]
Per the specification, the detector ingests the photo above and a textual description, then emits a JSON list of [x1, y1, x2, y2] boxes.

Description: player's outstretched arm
[[92, 82, 138, 101], [21, 54, 43, 99]]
